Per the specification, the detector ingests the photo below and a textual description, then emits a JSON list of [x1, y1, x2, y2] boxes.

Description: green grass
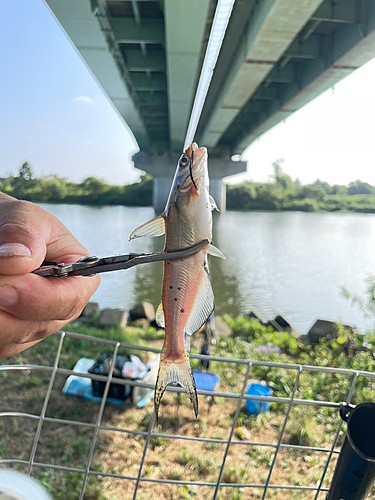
[[2, 314, 375, 499], [177, 448, 219, 478], [0, 321, 163, 500], [36, 469, 106, 500]]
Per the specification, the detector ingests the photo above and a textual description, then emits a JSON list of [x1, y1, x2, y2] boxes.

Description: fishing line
[[184, 0, 235, 149], [189, 148, 198, 190]]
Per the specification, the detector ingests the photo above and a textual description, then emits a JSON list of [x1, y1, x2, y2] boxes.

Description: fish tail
[[154, 346, 198, 419]]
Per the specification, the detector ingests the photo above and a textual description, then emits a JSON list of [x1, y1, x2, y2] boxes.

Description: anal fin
[[185, 269, 214, 336]]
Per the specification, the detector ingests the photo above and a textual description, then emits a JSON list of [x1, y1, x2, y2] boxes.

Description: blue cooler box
[[245, 383, 272, 414]]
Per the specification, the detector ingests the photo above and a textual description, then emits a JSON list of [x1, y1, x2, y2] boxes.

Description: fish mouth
[[185, 142, 206, 165], [183, 143, 207, 190], [178, 142, 207, 192]]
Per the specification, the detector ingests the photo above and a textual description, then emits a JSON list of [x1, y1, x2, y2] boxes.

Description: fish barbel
[[129, 143, 224, 418]]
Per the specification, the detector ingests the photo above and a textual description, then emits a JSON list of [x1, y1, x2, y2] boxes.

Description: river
[[39, 204, 375, 335]]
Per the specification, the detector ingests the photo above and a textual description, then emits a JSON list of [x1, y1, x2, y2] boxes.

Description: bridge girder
[[196, 0, 375, 156], [45, 0, 375, 162]]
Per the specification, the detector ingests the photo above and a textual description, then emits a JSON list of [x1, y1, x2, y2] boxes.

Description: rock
[[247, 311, 262, 322], [266, 315, 298, 336], [214, 316, 232, 339], [299, 334, 310, 345], [80, 302, 99, 318], [307, 319, 353, 343], [264, 319, 282, 331], [129, 302, 155, 321], [99, 308, 129, 329], [274, 315, 292, 331]]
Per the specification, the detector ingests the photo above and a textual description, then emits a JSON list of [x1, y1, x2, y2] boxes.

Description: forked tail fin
[[154, 346, 198, 419]]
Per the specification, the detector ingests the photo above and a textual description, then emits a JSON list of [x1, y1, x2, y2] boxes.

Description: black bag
[[88, 353, 133, 401]]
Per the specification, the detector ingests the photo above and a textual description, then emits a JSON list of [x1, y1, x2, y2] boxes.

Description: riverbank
[[226, 179, 375, 213], [1, 315, 375, 499]]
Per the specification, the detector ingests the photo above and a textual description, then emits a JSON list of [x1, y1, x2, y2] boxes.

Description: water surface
[[40, 204, 375, 335]]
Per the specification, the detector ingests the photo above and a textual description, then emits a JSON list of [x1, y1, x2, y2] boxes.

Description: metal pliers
[[32, 239, 209, 278]]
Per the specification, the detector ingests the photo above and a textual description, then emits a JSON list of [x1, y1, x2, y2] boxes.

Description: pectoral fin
[[207, 244, 225, 259], [155, 301, 165, 328], [129, 214, 166, 240], [185, 269, 215, 336], [209, 195, 219, 212]]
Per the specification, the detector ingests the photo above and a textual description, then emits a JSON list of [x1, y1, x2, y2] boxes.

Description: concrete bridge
[[45, 0, 375, 212]]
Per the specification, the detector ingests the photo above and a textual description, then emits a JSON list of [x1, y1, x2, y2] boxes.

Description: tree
[[298, 184, 326, 203], [314, 180, 331, 194], [122, 174, 153, 206], [226, 183, 256, 210], [272, 158, 284, 181], [272, 159, 294, 195], [43, 175, 68, 202], [80, 177, 109, 201], [10, 161, 37, 199], [330, 184, 347, 195], [348, 180, 375, 196], [18, 162, 33, 180]]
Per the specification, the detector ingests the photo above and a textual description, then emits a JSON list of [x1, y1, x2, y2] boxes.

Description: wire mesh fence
[[1, 329, 374, 500]]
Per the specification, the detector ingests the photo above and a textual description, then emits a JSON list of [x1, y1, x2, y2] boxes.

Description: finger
[[0, 199, 92, 275], [0, 199, 50, 275], [0, 272, 100, 322], [0, 309, 73, 346]]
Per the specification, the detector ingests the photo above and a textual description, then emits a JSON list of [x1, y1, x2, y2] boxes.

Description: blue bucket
[[245, 383, 272, 414]]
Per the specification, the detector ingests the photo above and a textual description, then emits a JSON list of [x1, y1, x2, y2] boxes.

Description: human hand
[[0, 193, 101, 358]]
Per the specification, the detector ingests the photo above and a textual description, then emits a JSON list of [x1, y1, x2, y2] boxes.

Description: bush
[[0, 164, 153, 207], [284, 198, 319, 212]]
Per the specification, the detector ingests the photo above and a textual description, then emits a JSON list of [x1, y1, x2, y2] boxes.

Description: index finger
[[0, 272, 100, 322]]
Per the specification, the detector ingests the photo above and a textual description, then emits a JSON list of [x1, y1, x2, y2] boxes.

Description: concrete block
[[247, 311, 262, 322], [99, 308, 128, 329], [80, 302, 99, 318], [129, 302, 155, 321], [266, 315, 298, 336], [214, 316, 232, 339], [308, 319, 339, 343]]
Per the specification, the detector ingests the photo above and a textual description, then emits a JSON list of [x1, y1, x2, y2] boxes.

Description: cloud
[[72, 95, 94, 105]]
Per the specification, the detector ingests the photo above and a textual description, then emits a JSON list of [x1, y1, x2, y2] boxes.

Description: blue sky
[[0, 0, 374, 187], [0, 0, 139, 185], [240, 56, 375, 186]]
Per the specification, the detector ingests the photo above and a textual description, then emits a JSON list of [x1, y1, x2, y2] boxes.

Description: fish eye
[[179, 155, 188, 167]]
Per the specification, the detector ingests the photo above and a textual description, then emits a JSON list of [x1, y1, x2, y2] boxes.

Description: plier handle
[[31, 239, 209, 278]]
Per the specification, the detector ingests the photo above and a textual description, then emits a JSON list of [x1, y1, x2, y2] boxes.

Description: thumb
[[0, 199, 48, 275]]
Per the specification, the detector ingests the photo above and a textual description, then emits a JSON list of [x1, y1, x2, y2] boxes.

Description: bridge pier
[[132, 152, 246, 214], [153, 176, 174, 214]]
